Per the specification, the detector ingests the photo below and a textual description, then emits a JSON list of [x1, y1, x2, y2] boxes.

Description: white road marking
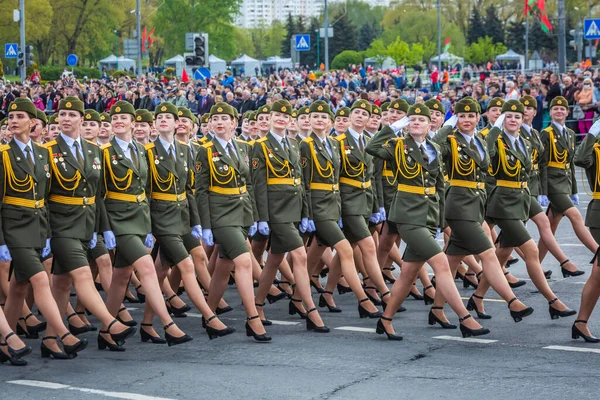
[[433, 335, 497, 344], [460, 297, 505, 303], [7, 380, 176, 400], [335, 326, 376, 333], [560, 244, 585, 247], [185, 312, 300, 326], [543, 345, 600, 354]]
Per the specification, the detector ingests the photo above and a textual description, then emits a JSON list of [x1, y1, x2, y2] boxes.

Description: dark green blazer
[[195, 137, 255, 229], [574, 132, 600, 228], [485, 127, 532, 221], [100, 137, 151, 236], [44, 134, 106, 240], [0, 140, 50, 248], [251, 132, 307, 223], [539, 123, 577, 195], [300, 132, 342, 222], [520, 125, 545, 197]]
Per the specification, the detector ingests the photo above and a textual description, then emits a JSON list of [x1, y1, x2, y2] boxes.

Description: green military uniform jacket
[[251, 132, 307, 223], [520, 125, 545, 197], [367, 127, 445, 228], [0, 140, 50, 248], [372, 128, 405, 213], [195, 137, 255, 228], [44, 133, 106, 240], [485, 127, 532, 221], [433, 127, 490, 223], [574, 132, 600, 228], [539, 123, 577, 195], [334, 130, 377, 218], [99, 137, 151, 236], [145, 138, 199, 236], [299, 132, 342, 222]]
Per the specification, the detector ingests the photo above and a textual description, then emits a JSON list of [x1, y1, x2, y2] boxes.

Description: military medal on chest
[[44, 164, 50, 178], [111, 155, 118, 165], [93, 157, 101, 170], [344, 145, 351, 155], [154, 154, 160, 164], [212, 151, 220, 162], [268, 148, 274, 158]]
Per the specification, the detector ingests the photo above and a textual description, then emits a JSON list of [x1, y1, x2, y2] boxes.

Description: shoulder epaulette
[[288, 137, 299, 143], [593, 143, 600, 149], [334, 133, 346, 141], [33, 142, 43, 148], [256, 136, 268, 143], [191, 141, 200, 147], [202, 141, 213, 149], [100, 143, 112, 150], [85, 139, 98, 147], [42, 140, 57, 149], [144, 142, 155, 150], [198, 137, 208, 144], [248, 140, 255, 146], [177, 140, 189, 147], [303, 137, 314, 144], [543, 126, 553, 132], [0, 144, 10, 152], [235, 138, 247, 144]]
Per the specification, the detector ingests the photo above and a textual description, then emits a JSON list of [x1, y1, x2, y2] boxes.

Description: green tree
[[387, 38, 410, 65], [465, 36, 507, 64], [328, 12, 358, 63], [484, 5, 504, 44], [281, 13, 295, 58], [365, 39, 388, 66], [330, 0, 386, 29], [505, 19, 526, 54], [331, 50, 363, 70], [467, 6, 484, 45], [358, 22, 380, 51], [303, 17, 321, 69]]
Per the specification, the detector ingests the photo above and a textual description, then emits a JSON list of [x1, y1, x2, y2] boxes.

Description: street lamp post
[[324, 0, 329, 71], [525, 12, 529, 71], [437, 0, 441, 73], [136, 0, 142, 77], [114, 29, 119, 70]]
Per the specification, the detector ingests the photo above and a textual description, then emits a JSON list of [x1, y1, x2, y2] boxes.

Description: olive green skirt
[[396, 224, 442, 262], [156, 235, 190, 267], [314, 220, 346, 247], [341, 215, 371, 244], [182, 232, 202, 253], [213, 226, 250, 260], [548, 193, 574, 214], [114, 235, 149, 268], [51, 238, 91, 275], [446, 220, 493, 256], [495, 219, 531, 248], [87, 234, 109, 261], [269, 222, 304, 254], [9, 247, 44, 282]]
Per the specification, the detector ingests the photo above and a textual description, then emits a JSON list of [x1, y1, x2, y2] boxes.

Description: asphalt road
[[2, 175, 599, 400]]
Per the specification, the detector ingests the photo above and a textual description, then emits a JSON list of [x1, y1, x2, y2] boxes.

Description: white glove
[[493, 114, 506, 129], [391, 116, 410, 133], [443, 114, 458, 128], [589, 119, 600, 137]]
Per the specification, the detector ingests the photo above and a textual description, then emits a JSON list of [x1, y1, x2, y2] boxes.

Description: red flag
[[141, 26, 147, 52], [181, 68, 190, 83], [148, 27, 155, 49]]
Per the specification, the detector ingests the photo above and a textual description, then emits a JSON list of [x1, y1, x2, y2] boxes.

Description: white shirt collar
[[114, 136, 134, 152], [60, 132, 81, 148], [552, 122, 566, 133], [13, 137, 34, 154], [214, 135, 232, 151], [458, 131, 474, 144], [158, 136, 174, 151], [522, 124, 532, 134], [504, 132, 520, 147], [347, 128, 363, 144]]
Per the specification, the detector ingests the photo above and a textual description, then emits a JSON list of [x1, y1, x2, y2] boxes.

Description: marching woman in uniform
[[538, 96, 597, 276], [471, 100, 576, 321], [197, 103, 271, 341], [1, 98, 87, 361], [431, 98, 534, 324], [572, 118, 600, 342], [99, 101, 191, 346], [366, 104, 489, 339]]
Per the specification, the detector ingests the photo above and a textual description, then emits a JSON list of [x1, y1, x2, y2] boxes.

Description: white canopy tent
[[430, 52, 464, 66], [364, 57, 396, 70], [261, 56, 293, 72], [496, 49, 525, 72], [230, 54, 260, 76], [164, 55, 185, 77], [100, 55, 136, 71], [209, 55, 228, 75]]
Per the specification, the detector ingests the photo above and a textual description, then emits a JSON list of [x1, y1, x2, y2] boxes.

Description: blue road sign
[[67, 54, 78, 67], [5, 43, 18, 59], [584, 19, 600, 40], [194, 68, 211, 80], [295, 35, 310, 51]]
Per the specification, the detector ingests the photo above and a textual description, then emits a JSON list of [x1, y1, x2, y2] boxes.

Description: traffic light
[[25, 45, 34, 67], [185, 33, 208, 66], [17, 49, 25, 67]]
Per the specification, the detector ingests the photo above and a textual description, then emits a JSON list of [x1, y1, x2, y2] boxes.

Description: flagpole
[[525, 10, 529, 71], [437, 0, 441, 73], [558, 0, 566, 73], [136, 0, 142, 77]]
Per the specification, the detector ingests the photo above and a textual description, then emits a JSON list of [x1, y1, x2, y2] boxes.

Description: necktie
[[322, 140, 331, 157], [128, 143, 139, 169], [469, 139, 480, 162], [419, 144, 429, 163], [282, 138, 289, 154], [73, 141, 84, 169], [24, 145, 34, 169], [358, 135, 365, 153], [227, 142, 238, 166], [169, 144, 175, 162]]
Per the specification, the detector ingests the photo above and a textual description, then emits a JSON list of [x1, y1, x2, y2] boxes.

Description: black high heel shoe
[[16, 321, 37, 339], [466, 294, 492, 319], [0, 341, 28, 366], [431, 276, 436, 288], [320, 267, 330, 278], [216, 305, 234, 315], [23, 312, 46, 334], [289, 298, 307, 319], [97, 332, 125, 352], [364, 285, 381, 306], [572, 320, 600, 343], [337, 283, 352, 295], [508, 297, 534, 323], [61, 331, 88, 356], [266, 290, 288, 304], [164, 322, 193, 347], [245, 315, 272, 342], [463, 273, 478, 289], [306, 308, 330, 333], [382, 268, 396, 284], [135, 284, 146, 303], [94, 281, 104, 292], [376, 316, 403, 341], [4, 332, 32, 358], [319, 291, 342, 313], [407, 284, 423, 300], [560, 259, 585, 278], [204, 315, 236, 340], [381, 292, 406, 313], [422, 285, 435, 305], [544, 270, 553, 279], [107, 319, 136, 343], [67, 312, 90, 336], [358, 298, 382, 319], [506, 258, 519, 267], [77, 311, 97, 331], [459, 314, 490, 338], [310, 275, 325, 294], [275, 280, 293, 299], [505, 271, 527, 288], [117, 307, 138, 327], [255, 303, 272, 326], [165, 294, 191, 317], [124, 291, 140, 303], [548, 298, 576, 320], [140, 323, 167, 344], [428, 306, 457, 329], [41, 336, 71, 359]]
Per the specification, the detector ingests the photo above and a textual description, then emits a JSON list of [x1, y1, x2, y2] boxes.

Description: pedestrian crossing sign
[[584, 19, 600, 40], [295, 35, 310, 51], [5, 43, 18, 59]]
